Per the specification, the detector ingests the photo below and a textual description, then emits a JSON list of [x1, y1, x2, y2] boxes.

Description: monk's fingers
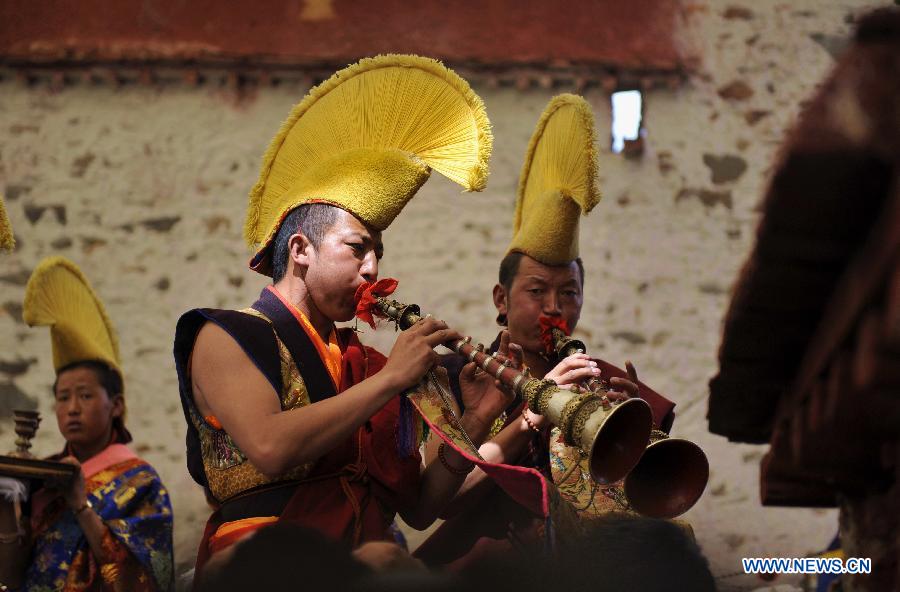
[[497, 330, 511, 357], [424, 328, 463, 348], [460, 362, 477, 382], [507, 343, 524, 369], [546, 354, 596, 384], [609, 377, 639, 397], [605, 390, 630, 402], [625, 360, 639, 384], [555, 354, 594, 373], [415, 316, 449, 334], [555, 367, 599, 387]]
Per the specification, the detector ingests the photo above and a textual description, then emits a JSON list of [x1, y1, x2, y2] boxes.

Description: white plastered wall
[[0, 0, 885, 582]]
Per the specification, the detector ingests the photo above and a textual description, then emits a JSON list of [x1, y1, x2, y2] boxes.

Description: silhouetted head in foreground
[[197, 523, 368, 592], [563, 513, 715, 592], [461, 513, 715, 592]]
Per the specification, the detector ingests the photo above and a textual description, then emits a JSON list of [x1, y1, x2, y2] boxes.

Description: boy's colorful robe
[[25, 444, 174, 591]]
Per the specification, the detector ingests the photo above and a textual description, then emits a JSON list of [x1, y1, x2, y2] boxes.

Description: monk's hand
[[494, 330, 524, 371], [383, 316, 462, 392], [460, 330, 520, 428], [471, 329, 523, 394], [57, 456, 87, 513], [607, 360, 641, 402], [459, 364, 515, 431], [545, 353, 600, 388]]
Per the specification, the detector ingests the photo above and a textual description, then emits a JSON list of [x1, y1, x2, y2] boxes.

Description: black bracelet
[[438, 442, 474, 475]]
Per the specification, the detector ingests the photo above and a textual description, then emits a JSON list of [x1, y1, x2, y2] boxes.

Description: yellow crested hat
[[245, 54, 493, 276], [508, 94, 601, 265], [23, 257, 122, 382], [0, 194, 14, 251]]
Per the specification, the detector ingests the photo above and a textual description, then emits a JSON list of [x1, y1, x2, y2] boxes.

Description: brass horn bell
[[522, 379, 653, 485], [624, 430, 710, 519]]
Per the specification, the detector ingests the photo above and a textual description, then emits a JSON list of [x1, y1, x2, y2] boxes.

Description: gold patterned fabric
[[548, 427, 631, 517], [408, 376, 586, 540], [187, 308, 314, 503]]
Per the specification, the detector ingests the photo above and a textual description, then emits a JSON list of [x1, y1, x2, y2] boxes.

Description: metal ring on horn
[[512, 374, 525, 394], [453, 336, 471, 352]]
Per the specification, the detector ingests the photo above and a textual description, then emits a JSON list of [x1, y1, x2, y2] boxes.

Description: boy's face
[[54, 366, 121, 449], [302, 209, 383, 322], [494, 255, 583, 355]]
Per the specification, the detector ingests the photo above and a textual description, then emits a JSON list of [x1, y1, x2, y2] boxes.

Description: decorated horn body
[[548, 324, 709, 518], [521, 378, 653, 484], [374, 297, 652, 484]]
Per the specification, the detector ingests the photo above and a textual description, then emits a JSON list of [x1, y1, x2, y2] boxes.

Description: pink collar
[[30, 444, 138, 524], [80, 443, 138, 479]]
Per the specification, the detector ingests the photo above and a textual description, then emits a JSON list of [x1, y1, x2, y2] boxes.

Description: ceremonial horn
[[367, 290, 653, 485], [522, 380, 653, 485], [548, 324, 709, 516]]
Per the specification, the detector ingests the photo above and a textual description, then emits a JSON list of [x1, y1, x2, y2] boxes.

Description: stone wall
[[0, 0, 885, 584]]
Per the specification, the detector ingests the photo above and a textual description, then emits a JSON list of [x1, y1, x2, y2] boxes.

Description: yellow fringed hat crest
[[509, 94, 600, 265], [0, 194, 14, 251], [23, 257, 122, 381], [246, 54, 493, 276]]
